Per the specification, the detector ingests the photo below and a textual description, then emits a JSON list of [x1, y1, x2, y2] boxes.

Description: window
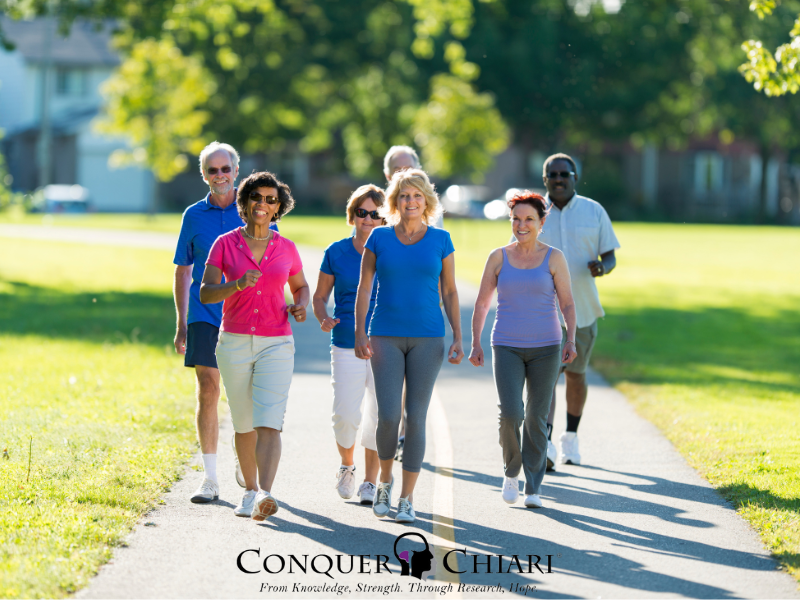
[[694, 152, 724, 195], [56, 68, 88, 97]]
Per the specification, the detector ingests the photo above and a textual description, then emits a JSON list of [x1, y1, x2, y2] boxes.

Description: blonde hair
[[345, 184, 386, 226], [381, 169, 443, 226]]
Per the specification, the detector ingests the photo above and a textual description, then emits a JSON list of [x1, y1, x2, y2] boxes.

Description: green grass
[[0, 239, 196, 598]]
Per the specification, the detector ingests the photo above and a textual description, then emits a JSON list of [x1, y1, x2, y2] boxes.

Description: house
[[0, 17, 154, 211]]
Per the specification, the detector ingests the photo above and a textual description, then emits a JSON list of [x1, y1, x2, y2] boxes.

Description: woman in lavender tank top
[[469, 192, 577, 509]]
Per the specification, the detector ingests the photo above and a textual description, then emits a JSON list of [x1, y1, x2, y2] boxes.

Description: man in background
[[536, 153, 620, 468]]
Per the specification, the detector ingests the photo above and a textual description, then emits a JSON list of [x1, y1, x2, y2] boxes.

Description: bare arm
[[440, 252, 464, 365], [468, 249, 502, 367], [173, 265, 192, 355], [589, 249, 616, 277], [312, 271, 339, 332], [354, 248, 376, 360], [200, 265, 260, 304], [286, 270, 310, 322], [551, 250, 578, 364]]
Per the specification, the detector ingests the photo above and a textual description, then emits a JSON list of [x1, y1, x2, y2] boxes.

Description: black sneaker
[[394, 437, 404, 461]]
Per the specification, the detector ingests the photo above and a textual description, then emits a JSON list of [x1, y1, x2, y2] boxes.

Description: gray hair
[[383, 145, 421, 178], [199, 141, 240, 174]]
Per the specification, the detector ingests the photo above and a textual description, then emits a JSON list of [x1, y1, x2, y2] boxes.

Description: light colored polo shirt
[[539, 194, 620, 328], [206, 229, 302, 337]]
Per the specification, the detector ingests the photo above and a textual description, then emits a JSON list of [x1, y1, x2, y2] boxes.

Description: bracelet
[[565, 340, 576, 346], [235, 279, 242, 291]]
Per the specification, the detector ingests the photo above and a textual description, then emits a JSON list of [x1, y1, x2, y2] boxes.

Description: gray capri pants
[[493, 344, 562, 495], [370, 336, 445, 473]]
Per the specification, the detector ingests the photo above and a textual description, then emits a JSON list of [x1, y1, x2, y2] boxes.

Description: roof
[[0, 17, 120, 67]]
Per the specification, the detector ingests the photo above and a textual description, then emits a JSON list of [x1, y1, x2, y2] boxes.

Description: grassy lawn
[[0, 239, 196, 598], [1, 214, 798, 588]]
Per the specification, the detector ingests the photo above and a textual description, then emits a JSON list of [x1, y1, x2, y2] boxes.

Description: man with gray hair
[[173, 141, 277, 503], [383, 145, 443, 229]]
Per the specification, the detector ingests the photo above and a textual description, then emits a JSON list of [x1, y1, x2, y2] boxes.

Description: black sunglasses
[[207, 166, 232, 175], [248, 191, 280, 204], [354, 208, 381, 219], [547, 170, 575, 179]]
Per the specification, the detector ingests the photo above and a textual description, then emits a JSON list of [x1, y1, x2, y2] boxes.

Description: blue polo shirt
[[173, 191, 278, 327], [320, 237, 377, 348]]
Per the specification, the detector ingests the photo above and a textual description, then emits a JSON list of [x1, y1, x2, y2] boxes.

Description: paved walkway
[[3, 225, 796, 598]]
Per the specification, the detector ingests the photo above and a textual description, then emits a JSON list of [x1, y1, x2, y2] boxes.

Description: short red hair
[[507, 191, 549, 219]]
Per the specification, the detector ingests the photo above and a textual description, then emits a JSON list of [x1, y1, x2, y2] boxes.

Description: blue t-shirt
[[173, 191, 278, 327], [320, 237, 377, 349], [365, 226, 455, 338]]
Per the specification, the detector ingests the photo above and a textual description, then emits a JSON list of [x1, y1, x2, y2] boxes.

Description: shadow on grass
[[0, 279, 175, 347], [595, 303, 800, 394]]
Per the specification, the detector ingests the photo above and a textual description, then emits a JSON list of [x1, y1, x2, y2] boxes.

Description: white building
[[0, 17, 154, 211]]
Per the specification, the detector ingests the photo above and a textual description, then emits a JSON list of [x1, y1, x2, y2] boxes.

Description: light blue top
[[320, 237, 377, 349], [491, 247, 562, 348], [173, 191, 278, 327], [365, 226, 455, 338]]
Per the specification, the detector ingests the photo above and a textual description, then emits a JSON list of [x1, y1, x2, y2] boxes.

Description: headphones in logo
[[394, 532, 434, 579]]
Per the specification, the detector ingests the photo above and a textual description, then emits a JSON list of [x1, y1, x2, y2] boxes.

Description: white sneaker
[[251, 490, 279, 521], [358, 482, 376, 505], [546, 440, 557, 472], [372, 477, 394, 518], [335, 466, 356, 499], [232, 434, 245, 488], [234, 490, 257, 517], [502, 476, 520, 504], [395, 496, 415, 523], [559, 432, 581, 465], [190, 478, 219, 504], [524, 494, 543, 508]]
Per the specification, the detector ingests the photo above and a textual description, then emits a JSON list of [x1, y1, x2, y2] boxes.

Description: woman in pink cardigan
[[200, 171, 309, 522]]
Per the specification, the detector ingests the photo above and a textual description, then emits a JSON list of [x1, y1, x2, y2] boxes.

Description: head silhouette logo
[[394, 533, 436, 580]]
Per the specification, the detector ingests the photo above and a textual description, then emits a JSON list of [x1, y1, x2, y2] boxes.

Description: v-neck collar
[[235, 228, 278, 267]]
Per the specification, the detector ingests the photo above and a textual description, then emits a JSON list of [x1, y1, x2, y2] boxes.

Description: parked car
[[31, 185, 91, 213]]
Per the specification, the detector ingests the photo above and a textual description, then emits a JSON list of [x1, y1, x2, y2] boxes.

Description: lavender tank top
[[491, 246, 563, 348]]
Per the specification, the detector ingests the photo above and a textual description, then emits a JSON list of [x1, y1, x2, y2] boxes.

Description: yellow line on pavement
[[429, 387, 462, 596]]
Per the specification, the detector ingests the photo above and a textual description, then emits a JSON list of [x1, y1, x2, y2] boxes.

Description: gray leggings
[[493, 344, 561, 495], [370, 336, 445, 473]]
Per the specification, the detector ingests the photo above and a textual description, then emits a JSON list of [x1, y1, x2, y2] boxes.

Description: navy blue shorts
[[185, 321, 219, 369]]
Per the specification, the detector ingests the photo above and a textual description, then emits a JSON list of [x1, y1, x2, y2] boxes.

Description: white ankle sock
[[202, 454, 217, 482], [340, 464, 355, 470]]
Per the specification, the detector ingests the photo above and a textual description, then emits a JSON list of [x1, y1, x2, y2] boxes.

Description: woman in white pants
[[313, 185, 385, 504]]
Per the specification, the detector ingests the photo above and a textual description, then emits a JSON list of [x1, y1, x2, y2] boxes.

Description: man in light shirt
[[537, 153, 620, 467]]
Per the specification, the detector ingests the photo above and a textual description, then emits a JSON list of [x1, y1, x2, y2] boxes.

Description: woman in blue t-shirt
[[354, 169, 464, 524], [312, 185, 384, 506]]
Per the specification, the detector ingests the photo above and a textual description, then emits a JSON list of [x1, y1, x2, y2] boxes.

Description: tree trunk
[[758, 145, 770, 224]]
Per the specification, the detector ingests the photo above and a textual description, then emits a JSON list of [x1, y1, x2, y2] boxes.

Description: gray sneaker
[[372, 477, 394, 518], [190, 478, 219, 504], [232, 434, 245, 488], [395, 496, 415, 523]]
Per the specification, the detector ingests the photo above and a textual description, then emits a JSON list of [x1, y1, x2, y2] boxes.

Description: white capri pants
[[331, 345, 378, 451], [216, 332, 295, 433]]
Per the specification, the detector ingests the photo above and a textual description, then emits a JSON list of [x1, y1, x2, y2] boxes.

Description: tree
[[739, 0, 800, 95]]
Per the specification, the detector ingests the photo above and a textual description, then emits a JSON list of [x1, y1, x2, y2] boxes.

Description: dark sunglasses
[[354, 208, 380, 219], [547, 170, 575, 179], [248, 191, 280, 204], [206, 166, 232, 175]]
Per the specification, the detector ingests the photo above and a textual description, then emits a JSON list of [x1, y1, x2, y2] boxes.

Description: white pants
[[216, 332, 294, 433], [331, 345, 378, 451]]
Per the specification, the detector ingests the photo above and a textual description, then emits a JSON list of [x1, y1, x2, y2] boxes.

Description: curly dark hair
[[236, 171, 295, 223], [507, 191, 549, 219]]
